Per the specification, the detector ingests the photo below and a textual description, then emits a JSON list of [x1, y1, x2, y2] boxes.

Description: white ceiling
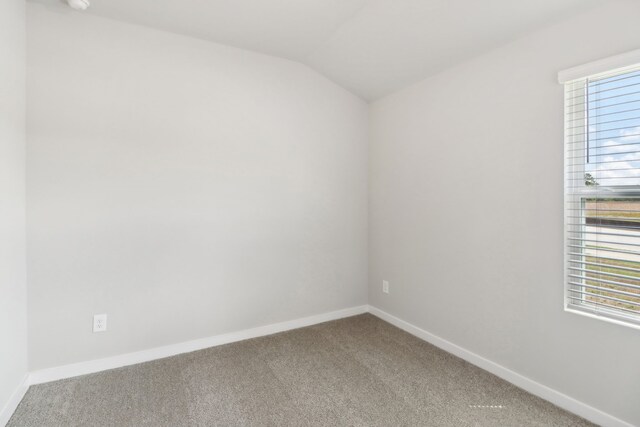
[[30, 0, 604, 100]]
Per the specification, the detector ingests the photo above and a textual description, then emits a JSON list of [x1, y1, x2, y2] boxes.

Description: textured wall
[[27, 4, 368, 370], [369, 1, 640, 424], [0, 0, 28, 419]]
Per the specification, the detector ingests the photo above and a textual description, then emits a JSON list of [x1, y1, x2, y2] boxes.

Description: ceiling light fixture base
[[67, 0, 90, 11]]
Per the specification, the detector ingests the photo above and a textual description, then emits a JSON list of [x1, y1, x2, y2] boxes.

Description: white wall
[[0, 0, 28, 419], [0, 0, 27, 424], [26, 4, 368, 370], [369, 0, 640, 425]]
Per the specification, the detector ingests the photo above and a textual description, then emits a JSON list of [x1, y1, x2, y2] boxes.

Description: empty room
[[2, 0, 640, 425]]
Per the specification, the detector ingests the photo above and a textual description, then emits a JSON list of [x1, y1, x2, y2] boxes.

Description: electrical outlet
[[93, 314, 107, 333], [382, 280, 389, 294]]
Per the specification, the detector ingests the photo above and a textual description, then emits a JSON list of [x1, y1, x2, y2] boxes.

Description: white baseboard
[[17, 304, 632, 427], [28, 305, 368, 386], [0, 374, 29, 427], [368, 306, 633, 427]]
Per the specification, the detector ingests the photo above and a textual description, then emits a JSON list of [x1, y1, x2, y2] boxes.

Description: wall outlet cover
[[93, 314, 107, 333]]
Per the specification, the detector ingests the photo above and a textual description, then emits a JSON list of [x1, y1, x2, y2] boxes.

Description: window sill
[[564, 306, 640, 331]]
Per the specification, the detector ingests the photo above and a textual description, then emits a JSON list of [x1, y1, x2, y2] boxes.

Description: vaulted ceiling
[[30, 0, 605, 100]]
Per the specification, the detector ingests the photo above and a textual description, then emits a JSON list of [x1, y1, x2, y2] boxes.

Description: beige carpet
[[9, 314, 593, 426]]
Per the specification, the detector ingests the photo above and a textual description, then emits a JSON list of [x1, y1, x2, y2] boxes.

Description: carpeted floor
[[9, 314, 593, 426]]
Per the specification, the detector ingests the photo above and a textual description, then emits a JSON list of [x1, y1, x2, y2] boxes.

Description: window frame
[[562, 57, 640, 330]]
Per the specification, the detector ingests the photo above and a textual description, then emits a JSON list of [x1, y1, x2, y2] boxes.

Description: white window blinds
[[565, 64, 640, 327]]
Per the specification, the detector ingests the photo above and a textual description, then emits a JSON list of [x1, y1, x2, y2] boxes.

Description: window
[[563, 59, 640, 327]]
